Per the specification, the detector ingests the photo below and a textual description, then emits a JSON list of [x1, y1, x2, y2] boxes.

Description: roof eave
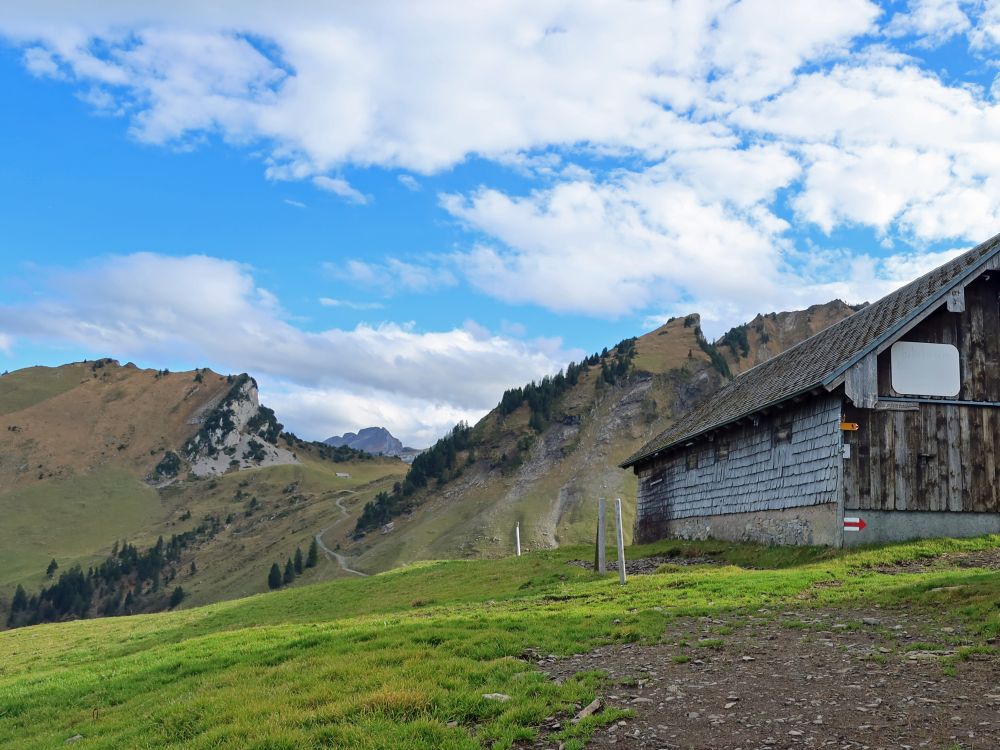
[[620, 383, 825, 470]]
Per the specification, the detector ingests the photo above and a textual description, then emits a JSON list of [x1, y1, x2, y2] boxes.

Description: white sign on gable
[[890, 341, 961, 398]]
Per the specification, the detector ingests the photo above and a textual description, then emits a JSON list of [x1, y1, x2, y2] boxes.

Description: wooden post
[[597, 498, 607, 574], [615, 498, 626, 585], [515, 521, 521, 557]]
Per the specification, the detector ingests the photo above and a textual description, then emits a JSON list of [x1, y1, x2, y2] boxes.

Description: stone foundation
[[635, 503, 839, 547]]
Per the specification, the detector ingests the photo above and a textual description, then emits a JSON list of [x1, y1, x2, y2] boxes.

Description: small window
[[686, 452, 698, 470], [716, 439, 730, 461], [774, 417, 793, 443]]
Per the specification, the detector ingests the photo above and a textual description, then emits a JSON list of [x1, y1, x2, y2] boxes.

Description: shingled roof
[[622, 232, 1000, 469]]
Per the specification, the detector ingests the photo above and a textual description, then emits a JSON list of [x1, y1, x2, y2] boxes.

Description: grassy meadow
[[3, 535, 1000, 749]]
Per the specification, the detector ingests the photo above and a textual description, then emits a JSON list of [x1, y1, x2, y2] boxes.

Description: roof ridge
[[621, 232, 1000, 469]]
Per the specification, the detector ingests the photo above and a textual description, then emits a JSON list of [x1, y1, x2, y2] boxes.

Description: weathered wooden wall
[[635, 394, 842, 540], [844, 272, 1000, 512]]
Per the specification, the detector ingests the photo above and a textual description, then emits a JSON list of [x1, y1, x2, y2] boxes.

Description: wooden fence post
[[597, 498, 607, 574], [615, 498, 626, 585]]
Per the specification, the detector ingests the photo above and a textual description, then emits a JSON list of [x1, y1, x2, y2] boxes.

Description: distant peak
[[324, 426, 405, 456]]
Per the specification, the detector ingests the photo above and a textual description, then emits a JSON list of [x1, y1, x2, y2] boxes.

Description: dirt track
[[315, 491, 368, 577], [522, 607, 999, 749]]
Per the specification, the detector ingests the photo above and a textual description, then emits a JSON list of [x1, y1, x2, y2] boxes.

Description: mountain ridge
[[324, 426, 418, 457]]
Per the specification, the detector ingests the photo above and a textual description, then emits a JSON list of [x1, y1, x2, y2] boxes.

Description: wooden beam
[[947, 286, 966, 313], [845, 351, 878, 409]]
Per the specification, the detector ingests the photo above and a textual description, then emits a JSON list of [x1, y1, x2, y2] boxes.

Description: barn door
[[842, 403, 871, 510]]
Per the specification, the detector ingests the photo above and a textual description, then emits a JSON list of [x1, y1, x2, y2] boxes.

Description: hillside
[[2, 534, 1000, 749], [343, 302, 856, 572], [0, 299, 855, 622], [0, 361, 407, 623]]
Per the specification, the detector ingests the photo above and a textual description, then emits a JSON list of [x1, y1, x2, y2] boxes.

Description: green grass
[[0, 466, 159, 590], [0, 454, 406, 604], [0, 364, 87, 416], [4, 535, 1000, 749]]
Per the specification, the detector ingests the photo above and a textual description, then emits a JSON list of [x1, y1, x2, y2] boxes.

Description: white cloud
[[0, 253, 571, 444], [886, 0, 970, 45], [22, 46, 62, 78], [312, 176, 369, 205], [443, 167, 789, 317], [0, 1, 876, 175], [397, 174, 420, 191], [791, 144, 953, 233], [283, 198, 307, 208], [318, 297, 383, 310], [261, 382, 473, 448], [0, 333, 12, 355], [970, 0, 1000, 48], [734, 63, 1000, 242], [331, 257, 457, 296]]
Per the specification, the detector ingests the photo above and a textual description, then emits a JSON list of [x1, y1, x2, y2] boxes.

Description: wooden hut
[[621, 234, 1000, 547]]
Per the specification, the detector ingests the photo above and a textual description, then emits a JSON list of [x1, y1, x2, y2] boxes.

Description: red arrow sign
[[844, 517, 867, 531]]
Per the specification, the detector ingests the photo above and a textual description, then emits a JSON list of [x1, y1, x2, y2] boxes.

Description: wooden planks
[[844, 272, 1000, 514], [845, 352, 878, 409]]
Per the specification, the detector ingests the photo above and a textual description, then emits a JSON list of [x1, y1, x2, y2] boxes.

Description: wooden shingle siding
[[636, 394, 842, 527]]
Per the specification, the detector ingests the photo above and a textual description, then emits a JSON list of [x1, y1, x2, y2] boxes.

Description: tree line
[[499, 337, 638, 433], [352, 337, 640, 537], [5, 517, 221, 629], [354, 422, 474, 535]]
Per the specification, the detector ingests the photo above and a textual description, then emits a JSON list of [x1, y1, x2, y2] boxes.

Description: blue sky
[[1, 1, 999, 445]]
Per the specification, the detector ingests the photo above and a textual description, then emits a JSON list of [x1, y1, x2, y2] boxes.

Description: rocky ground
[[868, 548, 1000, 574], [520, 606, 999, 750]]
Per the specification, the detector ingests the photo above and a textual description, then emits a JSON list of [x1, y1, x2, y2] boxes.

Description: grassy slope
[[158, 454, 407, 606], [0, 466, 159, 591], [3, 535, 1000, 749], [0, 453, 406, 611], [349, 317, 717, 572], [0, 361, 408, 608], [0, 362, 232, 591], [0, 364, 89, 416]]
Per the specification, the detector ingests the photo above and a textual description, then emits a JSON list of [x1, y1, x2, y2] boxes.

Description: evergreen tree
[[8, 584, 28, 624], [189, 560, 197, 576], [267, 563, 282, 589], [293, 547, 304, 574], [10, 584, 27, 612], [169, 586, 185, 608], [45, 559, 58, 579], [283, 558, 295, 584], [306, 538, 319, 568]]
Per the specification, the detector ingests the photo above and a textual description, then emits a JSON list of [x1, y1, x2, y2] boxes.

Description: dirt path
[[315, 491, 368, 577], [521, 607, 1000, 749]]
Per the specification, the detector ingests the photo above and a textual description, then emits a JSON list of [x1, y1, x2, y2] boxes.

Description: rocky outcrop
[[177, 375, 298, 477], [718, 300, 862, 375]]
